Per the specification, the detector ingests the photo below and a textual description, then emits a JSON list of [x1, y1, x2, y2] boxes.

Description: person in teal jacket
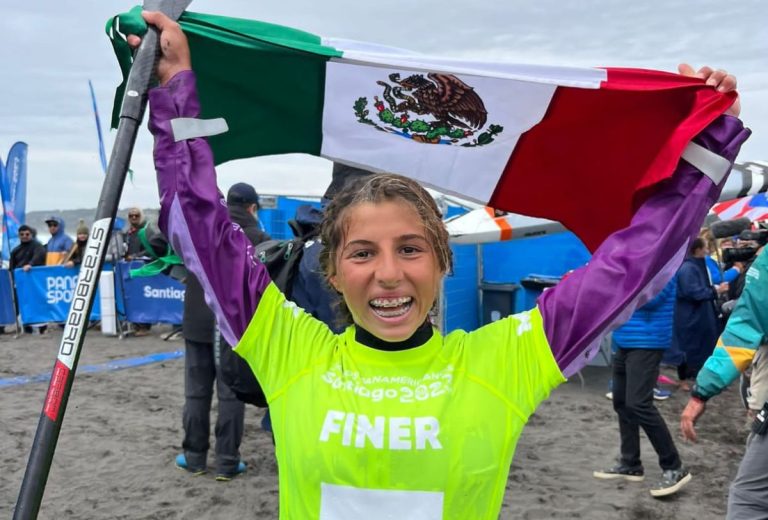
[[681, 247, 768, 519]]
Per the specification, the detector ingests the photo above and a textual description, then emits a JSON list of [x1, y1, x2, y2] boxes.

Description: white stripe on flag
[[331, 51, 606, 88], [321, 61, 560, 202], [321, 37, 422, 57]]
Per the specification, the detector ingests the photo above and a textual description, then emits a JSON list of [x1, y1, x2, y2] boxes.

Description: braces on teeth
[[370, 297, 412, 308]]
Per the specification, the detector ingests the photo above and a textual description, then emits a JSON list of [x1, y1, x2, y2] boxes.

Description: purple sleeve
[[539, 115, 750, 377], [148, 70, 271, 346]]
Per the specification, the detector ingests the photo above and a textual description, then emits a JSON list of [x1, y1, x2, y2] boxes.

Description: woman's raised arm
[[135, 11, 271, 346], [539, 63, 747, 377]]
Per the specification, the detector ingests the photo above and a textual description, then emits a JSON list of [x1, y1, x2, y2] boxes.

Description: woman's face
[[330, 200, 442, 342]]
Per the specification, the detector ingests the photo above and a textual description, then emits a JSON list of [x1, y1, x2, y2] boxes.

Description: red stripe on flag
[[44, 360, 70, 422], [490, 68, 736, 252]]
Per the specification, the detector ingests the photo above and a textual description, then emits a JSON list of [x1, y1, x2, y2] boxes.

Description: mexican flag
[[108, 8, 736, 251]]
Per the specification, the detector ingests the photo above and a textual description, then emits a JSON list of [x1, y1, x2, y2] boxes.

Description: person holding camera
[[680, 246, 768, 519], [724, 230, 767, 302]]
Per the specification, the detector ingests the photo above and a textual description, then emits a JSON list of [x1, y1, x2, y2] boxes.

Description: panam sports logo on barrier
[[14, 265, 102, 324], [46, 273, 79, 305]]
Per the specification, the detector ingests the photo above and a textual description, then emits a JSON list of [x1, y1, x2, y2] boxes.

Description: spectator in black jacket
[[9, 225, 47, 333], [225, 182, 270, 244], [10, 225, 46, 272], [175, 182, 269, 481]]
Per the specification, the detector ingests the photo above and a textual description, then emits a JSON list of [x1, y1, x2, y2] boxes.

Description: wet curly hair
[[318, 173, 453, 325]]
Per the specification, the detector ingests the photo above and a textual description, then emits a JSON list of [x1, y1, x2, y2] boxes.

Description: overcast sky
[[0, 0, 764, 212]]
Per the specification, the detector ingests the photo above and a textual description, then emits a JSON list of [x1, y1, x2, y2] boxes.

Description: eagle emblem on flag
[[354, 72, 504, 146]]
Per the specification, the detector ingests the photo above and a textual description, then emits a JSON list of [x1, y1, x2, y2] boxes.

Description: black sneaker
[[593, 464, 645, 482], [650, 467, 691, 497]]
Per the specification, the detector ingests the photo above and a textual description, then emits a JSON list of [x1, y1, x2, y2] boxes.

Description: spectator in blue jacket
[[45, 215, 75, 265], [44, 216, 74, 256], [594, 278, 691, 496]]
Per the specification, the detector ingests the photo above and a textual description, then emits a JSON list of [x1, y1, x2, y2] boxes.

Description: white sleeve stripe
[[170, 117, 228, 142], [681, 141, 732, 185]]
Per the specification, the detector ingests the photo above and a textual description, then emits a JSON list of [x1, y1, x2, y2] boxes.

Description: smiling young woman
[[317, 174, 453, 344], [137, 10, 750, 519]]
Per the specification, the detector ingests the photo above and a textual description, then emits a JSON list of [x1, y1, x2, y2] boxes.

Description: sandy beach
[[1, 326, 747, 519]]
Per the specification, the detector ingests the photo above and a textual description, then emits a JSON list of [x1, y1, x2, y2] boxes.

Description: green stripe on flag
[[179, 12, 341, 56], [109, 9, 344, 164]]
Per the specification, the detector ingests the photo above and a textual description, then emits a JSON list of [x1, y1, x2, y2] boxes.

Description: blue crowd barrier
[[14, 265, 101, 324], [0, 269, 15, 325], [116, 261, 185, 325]]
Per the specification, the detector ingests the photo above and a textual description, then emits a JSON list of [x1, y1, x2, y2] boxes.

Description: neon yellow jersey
[[236, 283, 566, 519]]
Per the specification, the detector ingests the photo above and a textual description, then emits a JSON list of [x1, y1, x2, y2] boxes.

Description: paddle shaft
[[13, 1, 189, 517]]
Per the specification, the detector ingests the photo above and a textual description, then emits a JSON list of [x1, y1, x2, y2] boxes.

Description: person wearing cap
[[44, 216, 74, 265], [175, 181, 269, 480], [225, 182, 269, 244], [64, 220, 90, 268]]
